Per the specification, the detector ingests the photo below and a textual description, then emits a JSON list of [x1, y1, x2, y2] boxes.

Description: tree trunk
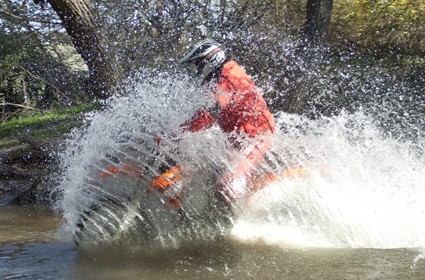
[[47, 0, 124, 98], [302, 0, 334, 48], [278, 0, 334, 114]]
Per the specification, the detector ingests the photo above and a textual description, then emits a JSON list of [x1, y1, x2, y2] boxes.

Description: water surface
[[1, 205, 425, 280]]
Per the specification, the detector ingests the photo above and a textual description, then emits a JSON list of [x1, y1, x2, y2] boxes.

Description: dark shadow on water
[[2, 236, 425, 280], [75, 239, 242, 280], [73, 238, 425, 280], [0, 241, 77, 280]]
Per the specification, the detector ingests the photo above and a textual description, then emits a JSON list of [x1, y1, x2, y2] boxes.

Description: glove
[[150, 166, 184, 207]]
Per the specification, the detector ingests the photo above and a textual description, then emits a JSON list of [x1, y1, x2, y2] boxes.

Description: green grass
[[0, 103, 101, 149]]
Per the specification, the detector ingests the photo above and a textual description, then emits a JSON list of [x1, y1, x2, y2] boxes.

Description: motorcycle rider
[[179, 39, 276, 202]]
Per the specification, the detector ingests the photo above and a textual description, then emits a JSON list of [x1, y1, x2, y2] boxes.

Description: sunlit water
[[1, 206, 425, 279], [1, 70, 425, 279]]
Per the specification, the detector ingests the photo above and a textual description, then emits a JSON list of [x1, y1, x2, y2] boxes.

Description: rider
[[179, 39, 276, 202]]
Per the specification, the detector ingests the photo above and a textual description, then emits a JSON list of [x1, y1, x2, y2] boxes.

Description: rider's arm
[[180, 108, 216, 133]]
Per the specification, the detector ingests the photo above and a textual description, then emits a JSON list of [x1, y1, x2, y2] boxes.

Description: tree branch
[[17, 64, 75, 104], [0, 9, 62, 25], [0, 103, 43, 111]]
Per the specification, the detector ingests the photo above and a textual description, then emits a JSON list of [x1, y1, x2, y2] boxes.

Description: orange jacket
[[184, 60, 275, 138]]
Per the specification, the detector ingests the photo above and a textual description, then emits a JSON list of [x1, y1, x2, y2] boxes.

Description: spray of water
[[56, 70, 236, 247], [233, 112, 425, 249], [55, 68, 425, 250]]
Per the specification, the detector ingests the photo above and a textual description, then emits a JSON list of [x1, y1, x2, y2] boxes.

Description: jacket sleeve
[[181, 108, 216, 133]]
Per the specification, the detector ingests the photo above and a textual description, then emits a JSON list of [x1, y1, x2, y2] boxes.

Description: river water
[[1, 71, 425, 279], [1, 205, 425, 279]]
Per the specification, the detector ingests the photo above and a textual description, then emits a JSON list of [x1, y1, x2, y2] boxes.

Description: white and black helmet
[[180, 39, 227, 82]]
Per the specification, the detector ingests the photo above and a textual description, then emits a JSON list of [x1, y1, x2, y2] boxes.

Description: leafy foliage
[[331, 0, 425, 53], [0, 0, 88, 120]]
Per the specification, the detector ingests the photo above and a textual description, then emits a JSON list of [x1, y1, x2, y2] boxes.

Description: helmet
[[179, 39, 227, 82]]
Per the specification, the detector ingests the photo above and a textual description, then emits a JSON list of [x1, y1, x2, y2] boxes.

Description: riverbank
[[0, 104, 97, 206], [0, 136, 64, 206]]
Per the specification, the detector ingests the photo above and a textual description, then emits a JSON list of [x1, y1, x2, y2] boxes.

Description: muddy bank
[[0, 137, 66, 206]]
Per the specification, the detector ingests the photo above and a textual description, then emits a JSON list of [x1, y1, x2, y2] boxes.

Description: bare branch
[[17, 64, 75, 104], [0, 102, 44, 111], [0, 8, 61, 25]]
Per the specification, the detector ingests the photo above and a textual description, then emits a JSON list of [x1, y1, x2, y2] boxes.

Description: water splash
[[233, 112, 425, 249], [412, 251, 425, 269], [56, 70, 235, 246], [56, 69, 425, 249]]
